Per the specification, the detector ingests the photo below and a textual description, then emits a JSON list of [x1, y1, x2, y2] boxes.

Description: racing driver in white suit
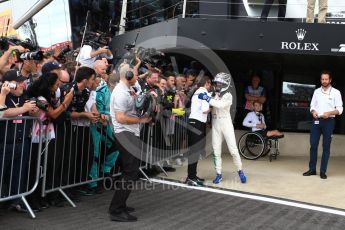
[[198, 72, 246, 184]]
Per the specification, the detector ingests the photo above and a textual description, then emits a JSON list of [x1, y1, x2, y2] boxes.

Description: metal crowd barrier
[[0, 117, 43, 218], [0, 113, 189, 217], [139, 113, 189, 180], [41, 120, 121, 208]]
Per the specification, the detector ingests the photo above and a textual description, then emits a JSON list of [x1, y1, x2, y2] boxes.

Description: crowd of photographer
[[0, 34, 203, 217]]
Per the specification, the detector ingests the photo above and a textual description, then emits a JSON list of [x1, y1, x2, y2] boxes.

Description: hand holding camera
[[23, 100, 38, 113], [63, 88, 74, 107], [1, 81, 12, 95]]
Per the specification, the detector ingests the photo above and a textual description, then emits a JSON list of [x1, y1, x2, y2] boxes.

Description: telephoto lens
[[20, 51, 44, 61]]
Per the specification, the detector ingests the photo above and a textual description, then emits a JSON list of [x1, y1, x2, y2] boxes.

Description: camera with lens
[[18, 51, 44, 61], [61, 82, 77, 95], [84, 31, 110, 50], [136, 47, 165, 68], [8, 82, 17, 90], [123, 45, 166, 70], [135, 92, 157, 118], [30, 97, 48, 111]]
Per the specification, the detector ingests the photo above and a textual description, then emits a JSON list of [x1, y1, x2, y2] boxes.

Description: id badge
[[13, 114, 23, 124], [314, 120, 319, 125]]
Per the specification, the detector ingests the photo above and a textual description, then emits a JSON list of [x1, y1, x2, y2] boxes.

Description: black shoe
[[88, 186, 103, 194], [320, 172, 327, 179], [195, 176, 205, 182], [76, 187, 95, 196], [125, 206, 135, 213], [163, 166, 176, 172], [185, 177, 203, 186], [110, 210, 137, 222], [10, 202, 40, 213], [39, 198, 50, 209], [303, 170, 316, 176]]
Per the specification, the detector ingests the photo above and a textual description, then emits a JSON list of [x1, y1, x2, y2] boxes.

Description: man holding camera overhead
[[76, 35, 113, 68]]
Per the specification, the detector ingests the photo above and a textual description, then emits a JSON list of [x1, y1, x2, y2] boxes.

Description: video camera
[[123, 45, 166, 69], [84, 31, 110, 49], [135, 92, 157, 118]]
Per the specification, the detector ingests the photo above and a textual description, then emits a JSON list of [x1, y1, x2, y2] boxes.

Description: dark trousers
[[0, 141, 30, 197], [309, 118, 335, 173], [69, 125, 93, 184], [261, 0, 287, 21], [187, 119, 206, 179], [109, 131, 141, 213]]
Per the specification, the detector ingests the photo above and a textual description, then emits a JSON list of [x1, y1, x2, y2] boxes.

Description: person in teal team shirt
[[89, 72, 120, 190]]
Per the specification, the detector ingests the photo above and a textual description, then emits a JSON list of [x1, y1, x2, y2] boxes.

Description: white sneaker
[[175, 158, 183, 166]]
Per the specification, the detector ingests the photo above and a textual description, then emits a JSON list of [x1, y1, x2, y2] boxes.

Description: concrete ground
[[160, 155, 345, 210]]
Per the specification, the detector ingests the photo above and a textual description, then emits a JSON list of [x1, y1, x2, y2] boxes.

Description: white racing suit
[[210, 92, 243, 174]]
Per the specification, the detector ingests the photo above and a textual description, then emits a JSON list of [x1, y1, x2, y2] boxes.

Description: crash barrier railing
[[0, 117, 43, 219], [139, 113, 189, 180], [0, 113, 189, 217], [41, 120, 121, 208]]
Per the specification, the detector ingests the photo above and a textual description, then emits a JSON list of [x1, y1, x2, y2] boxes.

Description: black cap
[[42, 61, 62, 74], [2, 70, 27, 82]]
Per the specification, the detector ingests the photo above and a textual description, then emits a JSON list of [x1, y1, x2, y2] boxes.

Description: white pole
[[119, 0, 128, 35], [182, 0, 187, 18]]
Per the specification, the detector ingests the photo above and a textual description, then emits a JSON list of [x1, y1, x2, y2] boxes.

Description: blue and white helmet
[[214, 72, 231, 93]]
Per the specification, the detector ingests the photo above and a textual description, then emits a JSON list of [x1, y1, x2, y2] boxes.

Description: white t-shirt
[[110, 81, 140, 136], [76, 45, 113, 68]]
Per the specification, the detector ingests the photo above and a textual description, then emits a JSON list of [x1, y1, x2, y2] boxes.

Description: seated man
[[243, 101, 283, 138]]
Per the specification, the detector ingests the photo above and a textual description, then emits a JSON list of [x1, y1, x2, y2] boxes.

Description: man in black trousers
[[260, 0, 287, 22], [108, 64, 151, 222], [185, 76, 212, 186]]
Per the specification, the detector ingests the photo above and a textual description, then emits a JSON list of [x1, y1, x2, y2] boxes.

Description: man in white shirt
[[185, 76, 212, 186], [108, 64, 151, 222], [76, 44, 113, 68], [303, 71, 343, 179]]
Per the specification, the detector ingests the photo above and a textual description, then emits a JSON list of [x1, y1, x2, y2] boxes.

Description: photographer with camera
[[0, 69, 40, 212], [60, 67, 100, 194], [0, 45, 27, 77], [138, 70, 160, 94], [77, 43, 113, 68], [26, 72, 74, 210], [109, 64, 151, 222]]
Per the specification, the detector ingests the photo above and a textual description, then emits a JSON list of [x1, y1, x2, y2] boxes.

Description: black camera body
[[61, 82, 77, 95], [30, 97, 48, 111], [84, 31, 109, 50], [123, 46, 166, 69]]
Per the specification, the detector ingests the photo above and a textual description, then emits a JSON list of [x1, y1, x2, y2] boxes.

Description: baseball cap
[[42, 61, 62, 74], [2, 70, 27, 82]]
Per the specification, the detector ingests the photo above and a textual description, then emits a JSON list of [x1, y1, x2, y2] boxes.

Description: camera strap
[[11, 97, 23, 124]]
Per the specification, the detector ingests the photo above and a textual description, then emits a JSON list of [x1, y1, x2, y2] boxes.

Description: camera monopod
[[73, 10, 90, 81]]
